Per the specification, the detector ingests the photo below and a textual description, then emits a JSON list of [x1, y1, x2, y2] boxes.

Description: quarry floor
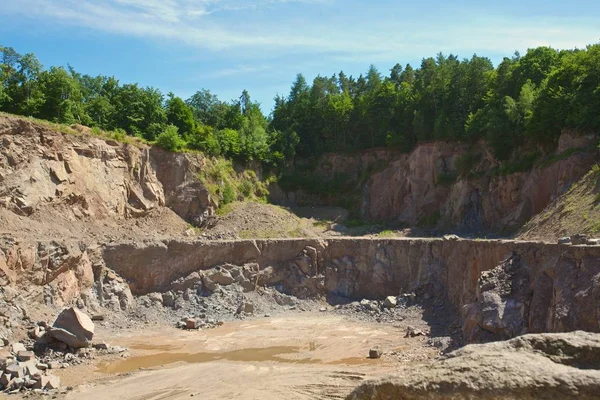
[[58, 312, 438, 400]]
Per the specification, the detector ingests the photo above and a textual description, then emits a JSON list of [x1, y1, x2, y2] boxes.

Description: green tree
[[166, 93, 195, 136]]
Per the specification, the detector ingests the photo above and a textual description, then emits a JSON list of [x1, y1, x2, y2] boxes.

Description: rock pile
[[0, 307, 129, 394], [0, 341, 62, 394]]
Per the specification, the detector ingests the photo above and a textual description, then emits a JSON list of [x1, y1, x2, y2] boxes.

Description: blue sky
[[1, 0, 599, 113]]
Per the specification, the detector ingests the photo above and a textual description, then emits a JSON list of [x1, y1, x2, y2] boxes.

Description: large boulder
[[346, 331, 600, 399], [206, 268, 235, 286], [48, 307, 95, 348]]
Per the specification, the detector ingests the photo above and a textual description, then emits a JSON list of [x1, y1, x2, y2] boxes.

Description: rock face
[[271, 132, 596, 233], [102, 237, 600, 338], [346, 331, 600, 400], [0, 115, 165, 225], [49, 307, 94, 348], [149, 147, 216, 226], [0, 115, 213, 242]]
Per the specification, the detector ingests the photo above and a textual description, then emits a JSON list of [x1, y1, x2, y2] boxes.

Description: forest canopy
[[1, 43, 599, 164]]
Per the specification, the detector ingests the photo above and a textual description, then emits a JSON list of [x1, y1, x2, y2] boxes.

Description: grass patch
[[377, 230, 396, 237], [1, 111, 148, 147], [312, 220, 330, 228]]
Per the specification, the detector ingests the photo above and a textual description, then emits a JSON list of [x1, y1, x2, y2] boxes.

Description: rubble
[[0, 341, 62, 394]]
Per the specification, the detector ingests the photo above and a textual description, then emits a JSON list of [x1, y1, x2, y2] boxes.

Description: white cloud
[[0, 0, 598, 61]]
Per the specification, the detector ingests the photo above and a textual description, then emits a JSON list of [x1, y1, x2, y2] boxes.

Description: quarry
[[1, 114, 599, 399]]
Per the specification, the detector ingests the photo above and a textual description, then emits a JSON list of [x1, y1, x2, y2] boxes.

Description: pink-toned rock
[[49, 307, 94, 348]]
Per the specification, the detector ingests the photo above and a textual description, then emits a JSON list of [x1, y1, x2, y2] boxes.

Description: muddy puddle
[[98, 344, 380, 374]]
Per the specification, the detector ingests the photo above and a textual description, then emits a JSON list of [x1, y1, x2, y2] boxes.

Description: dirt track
[[63, 313, 436, 400]]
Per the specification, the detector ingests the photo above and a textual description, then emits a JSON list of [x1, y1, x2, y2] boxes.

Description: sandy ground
[[61, 313, 437, 400]]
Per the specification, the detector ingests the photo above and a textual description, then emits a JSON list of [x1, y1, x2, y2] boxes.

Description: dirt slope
[[200, 201, 331, 239], [519, 167, 600, 241]]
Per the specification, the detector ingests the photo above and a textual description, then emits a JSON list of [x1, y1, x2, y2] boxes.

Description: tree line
[[1, 43, 599, 166], [0, 45, 282, 164], [272, 44, 600, 160]]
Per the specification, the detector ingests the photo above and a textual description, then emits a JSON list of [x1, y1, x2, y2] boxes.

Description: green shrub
[[222, 183, 236, 205], [492, 151, 541, 176], [238, 179, 254, 197], [145, 122, 166, 141], [155, 125, 186, 152]]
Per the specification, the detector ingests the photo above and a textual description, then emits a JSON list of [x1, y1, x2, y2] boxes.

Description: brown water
[[97, 346, 325, 374]]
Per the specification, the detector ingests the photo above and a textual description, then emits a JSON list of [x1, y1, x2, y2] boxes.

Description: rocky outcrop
[[102, 237, 600, 338], [0, 237, 134, 341], [0, 115, 214, 240], [149, 148, 216, 226], [462, 254, 531, 341], [273, 132, 597, 233], [0, 116, 165, 222], [346, 331, 600, 400]]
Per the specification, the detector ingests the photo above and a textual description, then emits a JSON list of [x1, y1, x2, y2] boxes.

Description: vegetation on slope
[[199, 158, 273, 208], [519, 165, 600, 240]]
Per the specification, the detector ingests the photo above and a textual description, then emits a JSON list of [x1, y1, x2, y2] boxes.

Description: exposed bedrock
[[270, 132, 597, 233], [347, 331, 600, 400], [0, 115, 215, 237], [102, 237, 600, 340], [364, 141, 596, 232]]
